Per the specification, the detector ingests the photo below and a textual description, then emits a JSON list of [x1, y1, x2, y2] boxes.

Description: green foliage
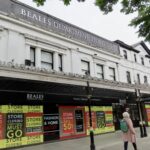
[[33, 0, 150, 42]]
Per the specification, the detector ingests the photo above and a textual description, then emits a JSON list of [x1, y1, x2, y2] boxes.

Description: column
[[35, 47, 41, 68], [104, 65, 109, 80], [25, 44, 30, 60], [53, 51, 59, 71]]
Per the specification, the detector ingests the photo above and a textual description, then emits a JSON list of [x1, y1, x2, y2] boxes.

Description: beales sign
[[0, 0, 119, 55], [27, 93, 44, 101]]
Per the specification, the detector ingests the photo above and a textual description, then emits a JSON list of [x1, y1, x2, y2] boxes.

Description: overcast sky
[[18, 0, 149, 47]]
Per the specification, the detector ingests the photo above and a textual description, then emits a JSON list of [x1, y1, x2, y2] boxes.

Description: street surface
[[14, 128, 150, 150]]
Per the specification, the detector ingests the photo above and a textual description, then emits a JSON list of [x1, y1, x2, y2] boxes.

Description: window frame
[[123, 50, 128, 59], [58, 54, 63, 72], [81, 60, 90, 75], [96, 64, 104, 79], [30, 47, 36, 67], [41, 50, 53, 70], [109, 67, 116, 81], [126, 71, 131, 84]]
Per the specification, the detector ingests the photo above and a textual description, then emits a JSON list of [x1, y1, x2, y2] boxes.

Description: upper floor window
[[81, 60, 90, 75], [30, 47, 35, 67], [109, 67, 116, 81], [123, 50, 127, 59], [41, 50, 53, 70], [144, 76, 148, 84], [141, 57, 144, 65], [137, 74, 140, 84], [126, 71, 131, 84], [58, 54, 63, 71], [96, 64, 104, 79], [134, 54, 137, 62]]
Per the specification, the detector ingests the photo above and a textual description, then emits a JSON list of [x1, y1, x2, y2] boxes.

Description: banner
[[145, 105, 150, 126], [62, 112, 74, 134], [0, 105, 43, 149], [0, 114, 3, 139]]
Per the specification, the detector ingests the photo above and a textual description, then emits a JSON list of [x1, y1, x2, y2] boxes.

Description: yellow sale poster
[[85, 106, 114, 135]]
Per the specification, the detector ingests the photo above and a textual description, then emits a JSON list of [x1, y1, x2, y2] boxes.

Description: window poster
[[25, 106, 43, 145], [85, 106, 114, 135], [0, 105, 43, 149], [0, 113, 3, 140], [96, 111, 105, 128], [145, 104, 150, 126], [5, 106, 24, 148], [62, 112, 74, 134], [75, 110, 84, 133], [44, 114, 59, 141]]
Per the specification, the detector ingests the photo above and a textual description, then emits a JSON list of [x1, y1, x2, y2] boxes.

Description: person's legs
[[132, 142, 137, 150], [124, 141, 128, 150]]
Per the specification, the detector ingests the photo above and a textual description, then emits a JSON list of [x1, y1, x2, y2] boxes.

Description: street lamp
[[85, 71, 95, 150]]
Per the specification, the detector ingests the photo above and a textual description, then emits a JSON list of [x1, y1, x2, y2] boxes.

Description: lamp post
[[135, 89, 147, 137], [86, 72, 95, 150]]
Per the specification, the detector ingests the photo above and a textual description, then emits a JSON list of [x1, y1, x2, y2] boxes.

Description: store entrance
[[112, 103, 139, 130]]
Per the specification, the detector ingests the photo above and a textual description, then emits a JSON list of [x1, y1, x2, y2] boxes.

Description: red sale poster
[[62, 112, 74, 134]]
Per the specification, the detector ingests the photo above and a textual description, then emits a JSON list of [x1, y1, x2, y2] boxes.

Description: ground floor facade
[[0, 76, 150, 149]]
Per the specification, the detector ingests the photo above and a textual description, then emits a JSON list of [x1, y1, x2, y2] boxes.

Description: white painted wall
[[0, 14, 150, 85]]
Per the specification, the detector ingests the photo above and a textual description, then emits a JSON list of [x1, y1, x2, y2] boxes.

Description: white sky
[[18, 0, 150, 47]]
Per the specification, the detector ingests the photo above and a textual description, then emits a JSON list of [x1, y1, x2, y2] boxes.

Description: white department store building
[[0, 0, 150, 149]]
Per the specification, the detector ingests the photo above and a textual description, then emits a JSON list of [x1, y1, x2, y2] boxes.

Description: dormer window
[[134, 54, 137, 62], [141, 57, 144, 65], [123, 50, 127, 59]]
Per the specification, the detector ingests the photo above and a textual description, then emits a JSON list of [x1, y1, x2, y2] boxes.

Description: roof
[[114, 40, 139, 53], [132, 41, 150, 55]]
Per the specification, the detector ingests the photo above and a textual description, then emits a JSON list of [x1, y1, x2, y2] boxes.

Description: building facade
[[0, 0, 150, 149]]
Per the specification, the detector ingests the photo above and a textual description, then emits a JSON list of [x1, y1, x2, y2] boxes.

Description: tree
[[33, 0, 150, 42]]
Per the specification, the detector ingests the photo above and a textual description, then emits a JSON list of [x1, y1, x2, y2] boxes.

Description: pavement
[[14, 127, 150, 150]]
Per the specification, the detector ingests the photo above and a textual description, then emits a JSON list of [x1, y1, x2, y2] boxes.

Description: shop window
[[81, 60, 90, 75], [109, 67, 116, 81], [30, 47, 35, 66], [41, 50, 53, 70], [75, 110, 84, 133], [96, 64, 104, 79]]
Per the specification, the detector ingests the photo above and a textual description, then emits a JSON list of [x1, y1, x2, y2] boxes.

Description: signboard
[[62, 112, 74, 134], [44, 114, 59, 141]]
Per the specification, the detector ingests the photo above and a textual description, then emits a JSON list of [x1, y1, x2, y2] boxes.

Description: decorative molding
[[0, 60, 150, 93]]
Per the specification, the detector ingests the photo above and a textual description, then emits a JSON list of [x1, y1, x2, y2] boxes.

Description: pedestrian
[[122, 112, 138, 150]]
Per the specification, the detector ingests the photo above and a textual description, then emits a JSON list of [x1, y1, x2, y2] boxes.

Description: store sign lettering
[[27, 93, 44, 101]]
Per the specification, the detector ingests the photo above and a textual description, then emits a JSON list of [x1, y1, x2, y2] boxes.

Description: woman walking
[[122, 112, 138, 150]]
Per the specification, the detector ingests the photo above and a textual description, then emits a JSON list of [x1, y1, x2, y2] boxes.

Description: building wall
[[0, 15, 120, 82]]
